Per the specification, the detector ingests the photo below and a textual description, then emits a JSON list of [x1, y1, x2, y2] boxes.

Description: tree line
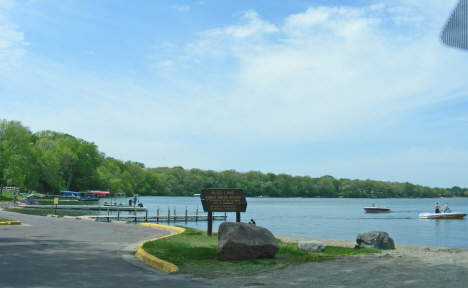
[[1, 119, 466, 198]]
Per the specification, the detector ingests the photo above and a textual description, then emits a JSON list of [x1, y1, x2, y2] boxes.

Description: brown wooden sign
[[200, 189, 247, 212]]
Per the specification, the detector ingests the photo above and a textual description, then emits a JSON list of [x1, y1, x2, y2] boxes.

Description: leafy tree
[[2, 118, 465, 199], [0, 120, 38, 193]]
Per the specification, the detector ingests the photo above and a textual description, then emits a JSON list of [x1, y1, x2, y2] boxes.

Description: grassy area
[[143, 227, 381, 278], [0, 217, 15, 222], [0, 192, 27, 202], [0, 193, 14, 202]]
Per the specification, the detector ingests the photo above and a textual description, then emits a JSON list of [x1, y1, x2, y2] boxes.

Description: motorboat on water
[[419, 211, 467, 219], [363, 207, 391, 213], [79, 190, 110, 202]]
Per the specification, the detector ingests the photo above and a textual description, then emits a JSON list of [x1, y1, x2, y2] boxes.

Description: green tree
[[0, 120, 38, 193]]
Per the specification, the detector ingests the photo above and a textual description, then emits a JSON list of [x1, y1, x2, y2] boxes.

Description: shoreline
[[207, 235, 468, 287], [3, 202, 468, 253], [275, 235, 468, 266]]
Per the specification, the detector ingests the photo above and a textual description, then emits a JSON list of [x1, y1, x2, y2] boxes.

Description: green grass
[[143, 227, 381, 278], [0, 218, 15, 222], [0, 192, 26, 202], [0, 194, 13, 202]]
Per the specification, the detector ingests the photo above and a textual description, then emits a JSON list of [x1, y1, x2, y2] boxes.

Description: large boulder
[[356, 231, 395, 249], [298, 241, 326, 252], [217, 222, 280, 261]]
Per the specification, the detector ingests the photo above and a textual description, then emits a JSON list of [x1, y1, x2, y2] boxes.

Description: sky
[[1, 0, 468, 188]]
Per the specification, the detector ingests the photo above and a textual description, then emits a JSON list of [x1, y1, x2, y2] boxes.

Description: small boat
[[419, 212, 467, 219], [80, 197, 99, 202], [79, 190, 110, 202], [364, 207, 391, 213]]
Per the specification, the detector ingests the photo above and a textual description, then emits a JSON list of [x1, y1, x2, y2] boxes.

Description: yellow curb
[[136, 223, 186, 273], [0, 221, 21, 226]]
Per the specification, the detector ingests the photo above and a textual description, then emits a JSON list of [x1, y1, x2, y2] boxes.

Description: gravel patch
[[197, 236, 468, 288]]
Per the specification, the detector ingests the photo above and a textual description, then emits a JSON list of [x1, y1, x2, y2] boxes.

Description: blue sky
[[1, 0, 468, 188]]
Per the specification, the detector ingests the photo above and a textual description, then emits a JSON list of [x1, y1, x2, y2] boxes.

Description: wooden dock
[[19, 204, 227, 223], [21, 205, 147, 212], [87, 214, 227, 223]]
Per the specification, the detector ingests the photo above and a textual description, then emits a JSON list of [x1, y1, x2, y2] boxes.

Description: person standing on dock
[[133, 195, 137, 207]]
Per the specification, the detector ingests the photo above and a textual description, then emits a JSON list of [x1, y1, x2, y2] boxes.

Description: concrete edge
[[0, 221, 21, 226], [136, 223, 186, 273]]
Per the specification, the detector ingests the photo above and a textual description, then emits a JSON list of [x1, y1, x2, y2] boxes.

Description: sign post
[[200, 189, 247, 236], [54, 197, 58, 215]]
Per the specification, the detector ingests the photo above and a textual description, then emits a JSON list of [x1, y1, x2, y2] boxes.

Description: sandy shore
[[201, 236, 468, 288]]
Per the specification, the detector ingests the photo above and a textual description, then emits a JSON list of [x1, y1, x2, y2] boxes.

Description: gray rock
[[217, 222, 280, 261], [298, 241, 326, 252], [356, 231, 395, 249]]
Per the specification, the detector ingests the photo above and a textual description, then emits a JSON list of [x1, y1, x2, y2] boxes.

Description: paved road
[[0, 209, 207, 288]]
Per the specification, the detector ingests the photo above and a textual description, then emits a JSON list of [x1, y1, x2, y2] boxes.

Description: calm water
[[22, 196, 468, 249], [97, 196, 468, 249]]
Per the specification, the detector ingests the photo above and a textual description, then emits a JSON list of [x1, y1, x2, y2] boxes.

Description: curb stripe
[[136, 223, 185, 273], [0, 221, 21, 226]]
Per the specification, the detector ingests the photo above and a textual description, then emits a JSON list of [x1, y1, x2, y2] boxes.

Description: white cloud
[[3, 1, 467, 186], [171, 5, 190, 12], [0, 6, 27, 71], [204, 10, 278, 39], [138, 3, 468, 148], [176, 5, 463, 143], [156, 60, 174, 68]]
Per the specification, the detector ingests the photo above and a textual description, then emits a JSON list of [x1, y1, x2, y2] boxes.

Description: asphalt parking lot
[[0, 209, 207, 288]]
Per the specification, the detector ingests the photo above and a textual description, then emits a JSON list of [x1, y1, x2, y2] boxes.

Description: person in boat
[[435, 203, 441, 213], [372, 203, 375, 207], [444, 203, 449, 213]]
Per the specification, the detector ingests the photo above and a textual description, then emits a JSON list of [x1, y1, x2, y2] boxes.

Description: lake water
[[21, 196, 467, 249], [98, 196, 468, 249]]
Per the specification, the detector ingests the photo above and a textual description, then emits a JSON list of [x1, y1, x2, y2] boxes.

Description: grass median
[[0, 218, 15, 222], [142, 227, 381, 278]]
